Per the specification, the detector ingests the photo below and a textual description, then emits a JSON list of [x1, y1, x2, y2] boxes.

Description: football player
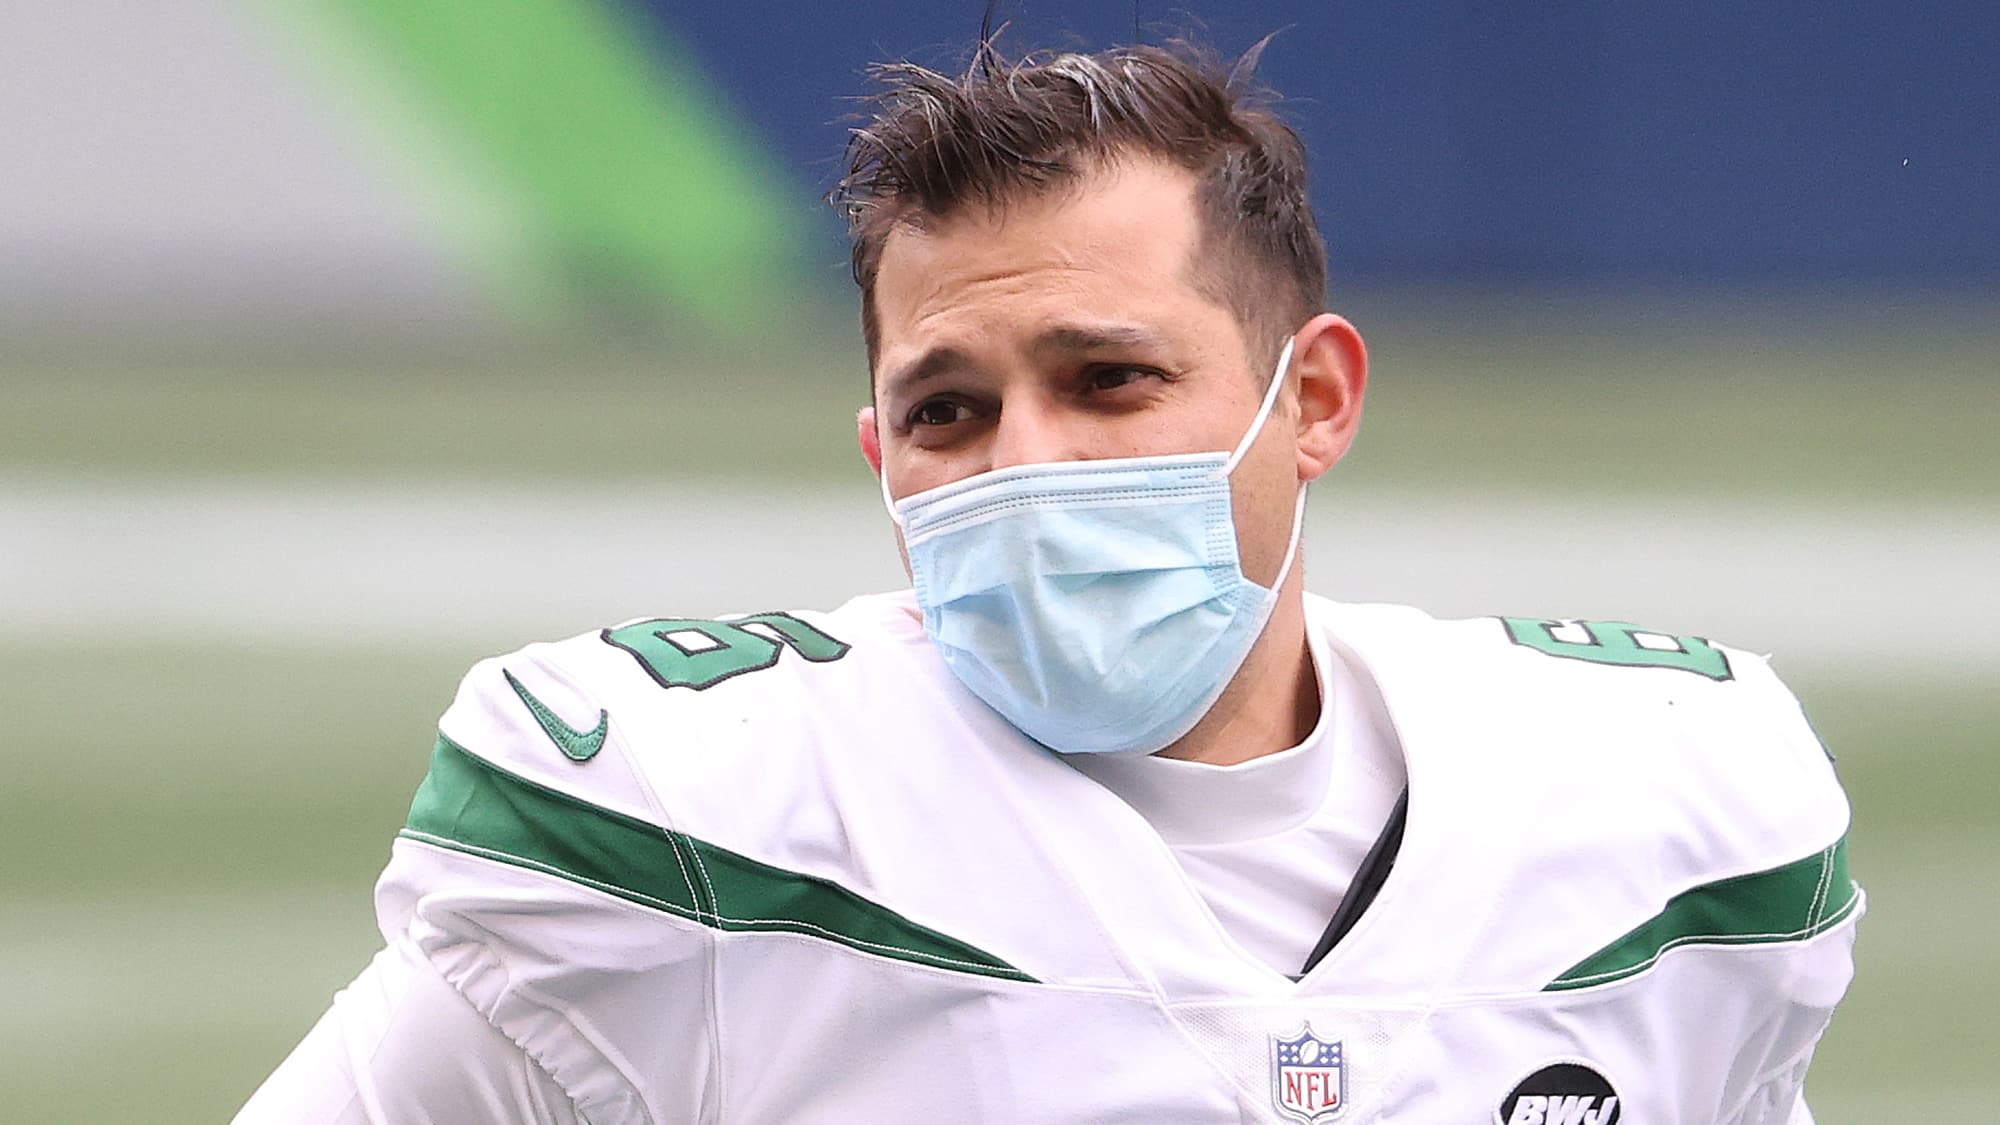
[[235, 39, 1859, 1124]]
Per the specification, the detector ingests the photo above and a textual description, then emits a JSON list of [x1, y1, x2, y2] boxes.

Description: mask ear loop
[[878, 435, 905, 529], [1220, 336, 1297, 476], [1224, 336, 1309, 595], [1263, 479, 1310, 596]]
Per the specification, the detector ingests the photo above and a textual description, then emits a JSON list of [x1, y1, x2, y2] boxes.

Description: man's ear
[[1290, 313, 1368, 483], [857, 406, 884, 475]]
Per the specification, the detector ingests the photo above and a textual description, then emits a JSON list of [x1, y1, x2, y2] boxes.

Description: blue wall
[[642, 2, 1998, 289]]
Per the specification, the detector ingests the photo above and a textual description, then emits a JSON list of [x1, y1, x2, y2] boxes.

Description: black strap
[[1296, 786, 1409, 978]]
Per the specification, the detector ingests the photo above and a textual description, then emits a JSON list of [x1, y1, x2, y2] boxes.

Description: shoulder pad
[[1326, 600, 1850, 873]]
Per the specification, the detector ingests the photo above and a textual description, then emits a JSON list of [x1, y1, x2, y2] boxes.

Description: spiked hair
[[832, 38, 1327, 371]]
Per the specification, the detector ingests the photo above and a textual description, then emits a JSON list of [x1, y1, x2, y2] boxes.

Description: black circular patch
[[1496, 1062, 1621, 1125]]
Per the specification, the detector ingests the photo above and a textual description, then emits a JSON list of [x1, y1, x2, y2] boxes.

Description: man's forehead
[[877, 157, 1203, 272], [874, 162, 1216, 330]]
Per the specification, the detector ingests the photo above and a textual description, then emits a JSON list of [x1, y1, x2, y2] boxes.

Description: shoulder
[[1314, 594, 1835, 760], [428, 591, 943, 823], [405, 588, 1079, 918], [1317, 596, 1758, 692], [383, 588, 1058, 992], [1311, 594, 1850, 873], [372, 600, 932, 1125], [1310, 596, 1859, 993]]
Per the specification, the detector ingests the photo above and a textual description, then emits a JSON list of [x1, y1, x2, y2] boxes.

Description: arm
[[232, 940, 582, 1125], [238, 648, 722, 1122]]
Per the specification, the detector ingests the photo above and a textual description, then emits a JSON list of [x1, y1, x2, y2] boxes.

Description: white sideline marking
[[1, 477, 1994, 671]]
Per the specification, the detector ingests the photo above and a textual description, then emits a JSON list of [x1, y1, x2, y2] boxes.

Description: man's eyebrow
[[881, 324, 1171, 396], [1030, 323, 1173, 355], [881, 346, 973, 398]]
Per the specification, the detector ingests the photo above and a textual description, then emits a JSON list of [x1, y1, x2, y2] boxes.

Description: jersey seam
[[664, 832, 714, 926], [1807, 844, 1835, 930], [674, 827, 728, 1123], [684, 839, 723, 929]]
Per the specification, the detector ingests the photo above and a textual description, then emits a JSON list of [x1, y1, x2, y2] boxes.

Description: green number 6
[[1500, 617, 1733, 681], [603, 612, 850, 690]]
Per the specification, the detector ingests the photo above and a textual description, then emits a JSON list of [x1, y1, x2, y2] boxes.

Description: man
[[237, 40, 1859, 1124]]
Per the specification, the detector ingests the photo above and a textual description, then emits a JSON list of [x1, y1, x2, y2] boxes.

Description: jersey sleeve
[[1409, 609, 1865, 1122], [1629, 648, 1863, 1125], [231, 939, 583, 1125], [1641, 649, 1863, 1125], [368, 644, 723, 1123]]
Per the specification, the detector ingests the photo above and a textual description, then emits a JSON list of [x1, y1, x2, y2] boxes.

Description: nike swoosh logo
[[504, 669, 608, 762]]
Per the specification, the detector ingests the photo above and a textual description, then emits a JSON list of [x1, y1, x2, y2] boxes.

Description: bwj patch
[[1270, 1025, 1346, 1123], [1496, 1061, 1621, 1125]]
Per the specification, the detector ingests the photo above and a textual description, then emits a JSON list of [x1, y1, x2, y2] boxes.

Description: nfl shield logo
[[1271, 1024, 1346, 1123]]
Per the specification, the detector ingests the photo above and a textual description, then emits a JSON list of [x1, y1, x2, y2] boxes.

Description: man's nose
[[988, 399, 1086, 470]]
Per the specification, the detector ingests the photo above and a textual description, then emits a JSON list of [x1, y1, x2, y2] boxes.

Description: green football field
[[4, 299, 1995, 1122]]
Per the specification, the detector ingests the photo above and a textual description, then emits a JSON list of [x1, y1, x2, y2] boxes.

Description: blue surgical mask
[[886, 339, 1306, 755]]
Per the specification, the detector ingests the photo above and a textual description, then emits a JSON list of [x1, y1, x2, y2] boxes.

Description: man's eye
[[908, 399, 969, 427], [1087, 366, 1152, 392]]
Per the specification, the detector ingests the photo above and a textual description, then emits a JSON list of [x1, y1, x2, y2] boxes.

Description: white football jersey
[[324, 592, 1856, 1124]]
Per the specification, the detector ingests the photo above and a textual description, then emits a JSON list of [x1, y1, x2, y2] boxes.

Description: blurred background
[[2, 2, 1994, 1121]]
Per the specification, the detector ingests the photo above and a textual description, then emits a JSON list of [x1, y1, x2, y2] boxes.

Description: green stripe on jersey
[[402, 735, 1035, 983], [1547, 838, 1859, 991]]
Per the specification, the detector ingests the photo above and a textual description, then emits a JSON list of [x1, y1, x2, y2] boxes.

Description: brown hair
[[832, 38, 1327, 374]]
